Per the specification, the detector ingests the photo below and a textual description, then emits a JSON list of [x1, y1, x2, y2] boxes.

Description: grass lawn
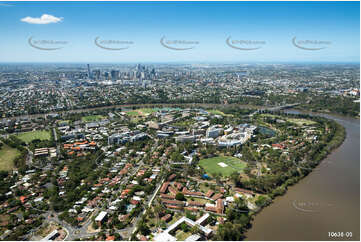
[[207, 109, 232, 116], [186, 197, 210, 204], [139, 108, 157, 115], [260, 114, 316, 126], [260, 114, 277, 118], [0, 144, 20, 171], [16, 130, 51, 143], [126, 108, 157, 117], [199, 156, 247, 177], [199, 183, 217, 193], [0, 214, 10, 225], [287, 118, 316, 126], [125, 110, 140, 116], [81, 115, 105, 122], [58, 120, 70, 126], [173, 120, 195, 127], [168, 213, 182, 226], [175, 230, 192, 241]]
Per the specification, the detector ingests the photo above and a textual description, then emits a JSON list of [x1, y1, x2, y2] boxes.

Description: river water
[[246, 110, 360, 241]]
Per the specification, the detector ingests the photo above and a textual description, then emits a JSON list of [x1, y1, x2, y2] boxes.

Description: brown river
[[246, 110, 360, 241]]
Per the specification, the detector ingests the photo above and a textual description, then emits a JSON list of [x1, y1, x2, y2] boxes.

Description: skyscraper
[[87, 64, 92, 80], [111, 70, 119, 81], [93, 70, 101, 81]]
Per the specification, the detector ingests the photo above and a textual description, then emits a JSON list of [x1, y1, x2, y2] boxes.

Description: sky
[[0, 1, 359, 63]]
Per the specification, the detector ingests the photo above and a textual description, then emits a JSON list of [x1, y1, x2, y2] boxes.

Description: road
[[26, 148, 33, 166], [147, 178, 165, 208]]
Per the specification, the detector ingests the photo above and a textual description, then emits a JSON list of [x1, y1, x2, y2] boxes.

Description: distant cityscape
[[0, 63, 359, 119]]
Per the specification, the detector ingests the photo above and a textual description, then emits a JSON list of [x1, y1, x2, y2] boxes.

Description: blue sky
[[0, 1, 359, 63]]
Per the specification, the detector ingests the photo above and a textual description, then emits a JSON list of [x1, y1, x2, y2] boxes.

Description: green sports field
[[0, 144, 20, 171], [125, 108, 157, 116], [16, 130, 51, 143], [199, 156, 247, 177]]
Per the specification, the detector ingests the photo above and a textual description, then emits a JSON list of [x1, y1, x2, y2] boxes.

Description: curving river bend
[[246, 110, 360, 241]]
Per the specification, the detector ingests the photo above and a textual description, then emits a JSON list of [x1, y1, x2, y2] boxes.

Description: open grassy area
[[287, 118, 316, 126], [125, 110, 140, 116], [125, 108, 157, 117], [173, 120, 195, 127], [35, 222, 59, 237], [207, 109, 233, 117], [139, 108, 157, 115], [16, 130, 51, 143], [0, 144, 21, 171], [58, 120, 70, 126], [0, 214, 10, 226], [175, 230, 192, 241], [260, 114, 316, 126], [81, 115, 105, 122], [168, 213, 182, 226], [186, 197, 210, 204], [260, 113, 277, 118], [199, 156, 247, 177], [198, 183, 211, 193]]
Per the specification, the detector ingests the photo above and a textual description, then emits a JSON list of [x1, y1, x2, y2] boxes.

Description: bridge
[[249, 103, 300, 117]]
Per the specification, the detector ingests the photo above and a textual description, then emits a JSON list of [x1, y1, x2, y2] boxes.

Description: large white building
[[153, 213, 213, 241], [206, 126, 224, 138]]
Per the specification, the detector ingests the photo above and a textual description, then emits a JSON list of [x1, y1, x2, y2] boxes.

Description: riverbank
[[253, 115, 345, 202], [296, 106, 360, 120], [245, 110, 359, 241]]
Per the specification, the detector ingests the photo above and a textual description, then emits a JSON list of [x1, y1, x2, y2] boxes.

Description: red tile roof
[[161, 199, 184, 206], [187, 201, 204, 207], [161, 214, 172, 222], [234, 187, 254, 195], [105, 235, 115, 241], [160, 182, 170, 194], [160, 194, 176, 199], [167, 174, 177, 181], [206, 190, 214, 198], [211, 193, 223, 201]]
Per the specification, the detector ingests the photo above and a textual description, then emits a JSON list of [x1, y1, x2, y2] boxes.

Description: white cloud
[[21, 14, 63, 24]]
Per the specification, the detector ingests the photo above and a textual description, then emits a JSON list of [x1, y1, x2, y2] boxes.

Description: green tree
[[175, 192, 185, 201]]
